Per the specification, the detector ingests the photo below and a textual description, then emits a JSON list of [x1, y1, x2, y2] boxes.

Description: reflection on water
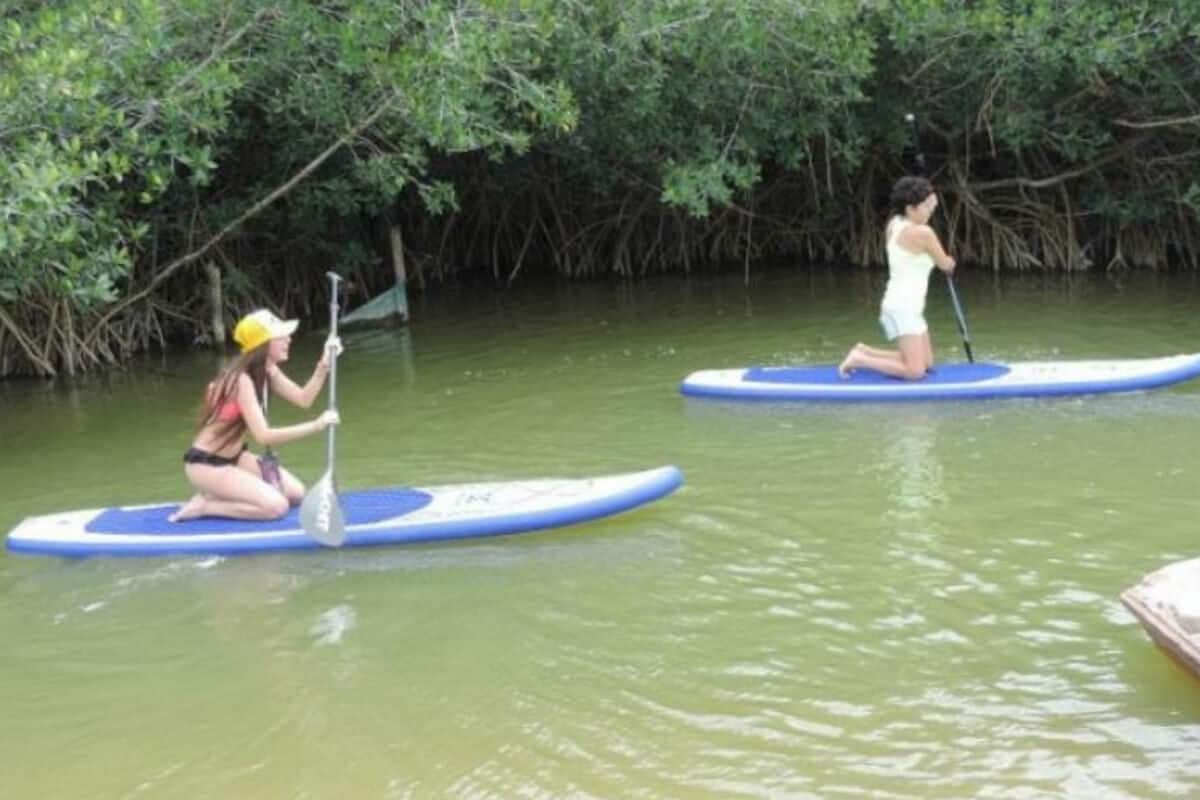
[[875, 411, 954, 613], [880, 411, 946, 516], [3, 271, 1200, 798]]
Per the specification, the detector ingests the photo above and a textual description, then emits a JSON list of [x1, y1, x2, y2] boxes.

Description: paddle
[[905, 112, 975, 363], [300, 271, 346, 546], [943, 273, 975, 363]]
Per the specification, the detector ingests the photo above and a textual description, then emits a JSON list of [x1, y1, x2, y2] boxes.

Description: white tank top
[[881, 217, 935, 314]]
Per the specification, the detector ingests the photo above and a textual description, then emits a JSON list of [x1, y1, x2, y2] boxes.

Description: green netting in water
[[341, 284, 408, 326]]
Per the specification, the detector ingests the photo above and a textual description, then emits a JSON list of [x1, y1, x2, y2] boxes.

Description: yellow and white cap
[[233, 309, 299, 353]]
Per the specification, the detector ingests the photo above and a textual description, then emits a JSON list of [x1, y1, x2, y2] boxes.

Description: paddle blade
[[300, 471, 346, 547]]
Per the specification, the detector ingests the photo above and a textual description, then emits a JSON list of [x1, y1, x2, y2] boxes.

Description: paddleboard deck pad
[[6, 466, 683, 557], [681, 354, 1200, 402]]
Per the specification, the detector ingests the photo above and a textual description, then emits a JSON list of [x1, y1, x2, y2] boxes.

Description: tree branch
[[86, 93, 398, 344], [1114, 113, 1200, 130], [967, 136, 1145, 192], [132, 7, 279, 134], [0, 304, 57, 375]]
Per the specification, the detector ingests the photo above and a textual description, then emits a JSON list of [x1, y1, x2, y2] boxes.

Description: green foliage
[[0, 0, 576, 310], [538, 0, 874, 216], [197, 0, 579, 273], [0, 0, 243, 306], [879, 0, 1195, 164], [662, 151, 760, 218], [3, 0, 1200, 376]]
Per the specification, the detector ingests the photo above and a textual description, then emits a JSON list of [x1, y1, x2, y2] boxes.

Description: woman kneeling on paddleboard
[[171, 309, 341, 522], [839, 176, 956, 380]]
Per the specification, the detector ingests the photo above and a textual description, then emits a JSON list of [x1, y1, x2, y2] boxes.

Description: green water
[[3, 270, 1200, 798]]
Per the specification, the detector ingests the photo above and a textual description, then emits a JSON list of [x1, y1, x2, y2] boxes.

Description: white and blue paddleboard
[[681, 354, 1200, 402], [6, 466, 683, 558]]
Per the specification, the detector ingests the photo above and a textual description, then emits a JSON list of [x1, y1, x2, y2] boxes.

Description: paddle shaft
[[325, 272, 341, 465], [944, 277, 975, 363], [299, 271, 346, 546], [905, 113, 974, 363]]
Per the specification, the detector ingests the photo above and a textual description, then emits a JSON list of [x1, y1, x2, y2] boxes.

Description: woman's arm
[[237, 374, 334, 447], [267, 353, 331, 409], [917, 226, 956, 273]]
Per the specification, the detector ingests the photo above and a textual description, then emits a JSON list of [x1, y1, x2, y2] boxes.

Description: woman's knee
[[262, 492, 290, 519], [242, 490, 290, 519], [278, 470, 305, 504], [898, 356, 927, 380]]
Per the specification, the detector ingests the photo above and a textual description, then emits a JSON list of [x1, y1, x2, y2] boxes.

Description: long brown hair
[[197, 345, 271, 451]]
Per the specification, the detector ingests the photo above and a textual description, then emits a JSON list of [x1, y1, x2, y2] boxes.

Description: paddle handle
[[904, 113, 926, 176], [325, 271, 342, 464]]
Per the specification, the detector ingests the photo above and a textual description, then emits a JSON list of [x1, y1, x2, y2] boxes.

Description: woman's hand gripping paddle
[[301, 272, 346, 546], [905, 112, 975, 363]]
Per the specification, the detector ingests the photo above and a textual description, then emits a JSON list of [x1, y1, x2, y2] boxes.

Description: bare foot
[[838, 344, 863, 378], [169, 494, 206, 523]]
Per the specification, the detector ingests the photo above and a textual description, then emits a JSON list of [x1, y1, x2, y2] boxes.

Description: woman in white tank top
[[838, 176, 956, 380]]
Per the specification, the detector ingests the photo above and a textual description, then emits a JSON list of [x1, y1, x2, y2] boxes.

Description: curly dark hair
[[889, 176, 934, 216]]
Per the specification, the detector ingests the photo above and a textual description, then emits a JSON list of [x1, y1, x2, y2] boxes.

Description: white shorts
[[879, 306, 928, 341]]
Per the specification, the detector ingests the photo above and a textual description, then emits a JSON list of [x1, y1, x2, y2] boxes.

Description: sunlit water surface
[[3, 270, 1200, 798]]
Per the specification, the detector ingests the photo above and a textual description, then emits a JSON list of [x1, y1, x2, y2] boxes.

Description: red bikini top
[[207, 381, 243, 423], [216, 400, 242, 422]]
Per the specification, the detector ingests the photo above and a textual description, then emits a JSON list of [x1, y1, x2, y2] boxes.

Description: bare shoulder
[[235, 372, 257, 397], [896, 221, 937, 250]]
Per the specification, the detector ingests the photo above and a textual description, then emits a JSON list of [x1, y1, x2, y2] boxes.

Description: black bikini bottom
[[183, 444, 248, 467]]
